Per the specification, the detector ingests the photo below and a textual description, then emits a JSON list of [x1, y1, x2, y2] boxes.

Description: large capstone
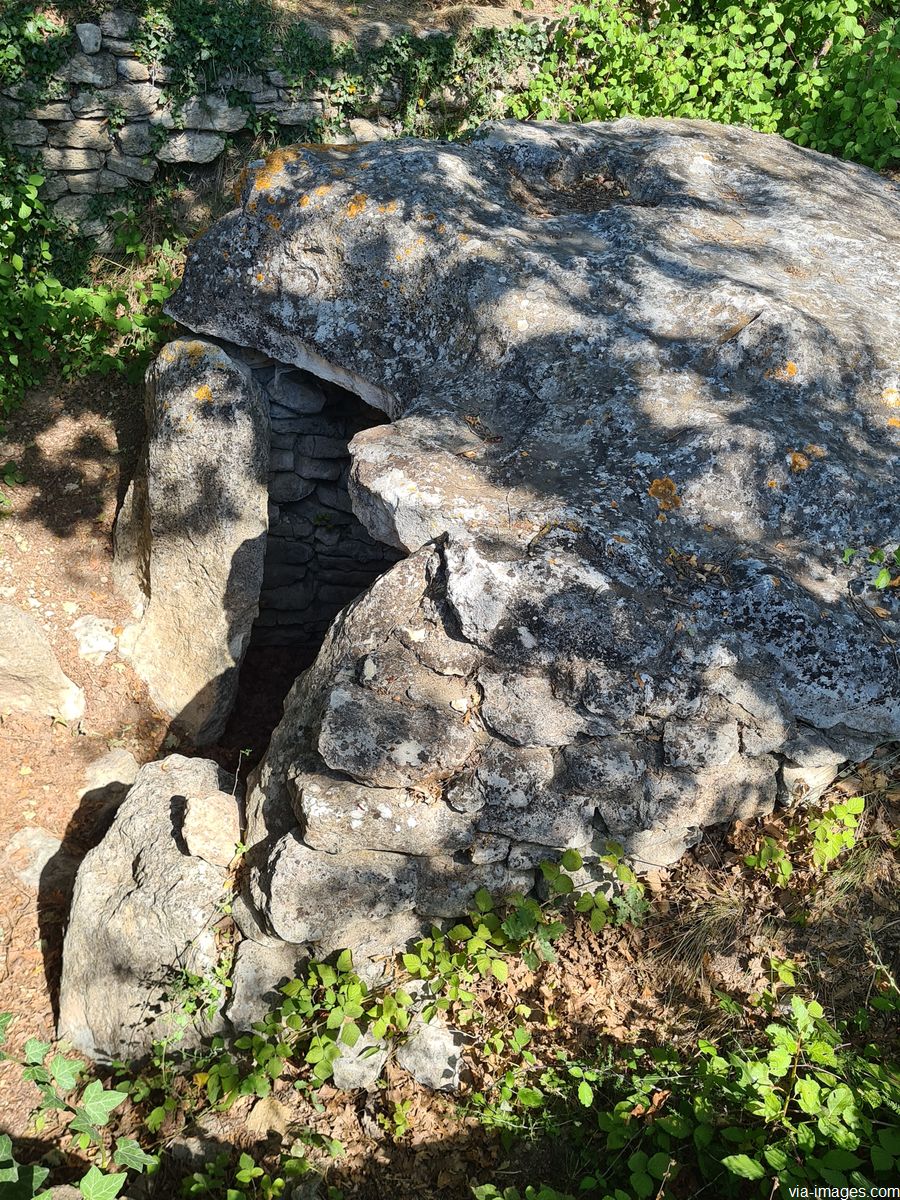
[[120, 118, 897, 972]]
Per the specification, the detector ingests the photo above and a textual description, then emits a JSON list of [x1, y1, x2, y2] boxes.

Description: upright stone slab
[[58, 756, 238, 1060], [114, 338, 269, 743]]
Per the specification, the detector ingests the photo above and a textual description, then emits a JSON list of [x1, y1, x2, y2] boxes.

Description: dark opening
[[222, 357, 402, 758]]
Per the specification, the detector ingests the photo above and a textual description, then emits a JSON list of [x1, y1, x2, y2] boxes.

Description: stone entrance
[[250, 358, 401, 653]]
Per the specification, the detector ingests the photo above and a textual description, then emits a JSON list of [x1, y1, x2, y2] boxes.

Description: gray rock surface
[[165, 120, 898, 924], [182, 790, 241, 866], [395, 1014, 465, 1090], [114, 337, 269, 743], [331, 1031, 388, 1091], [0, 604, 85, 721], [58, 755, 235, 1060], [226, 938, 305, 1031], [157, 132, 225, 164], [1, 827, 77, 892], [75, 22, 102, 54]]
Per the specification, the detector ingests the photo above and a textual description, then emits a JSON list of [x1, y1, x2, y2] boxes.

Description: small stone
[[182, 790, 241, 867], [275, 101, 322, 125], [226, 938, 305, 1031], [116, 121, 152, 155], [43, 146, 104, 172], [331, 1031, 387, 1091], [108, 81, 161, 116], [28, 100, 73, 120], [116, 57, 150, 81], [106, 149, 156, 182], [157, 131, 225, 163], [100, 9, 138, 38], [71, 614, 117, 665], [396, 1014, 465, 1091], [41, 175, 69, 202], [2, 827, 75, 892], [58, 52, 117, 88], [78, 747, 140, 803], [7, 119, 46, 146], [76, 23, 102, 54], [180, 95, 248, 132], [64, 170, 129, 194], [0, 604, 84, 721], [348, 117, 384, 143]]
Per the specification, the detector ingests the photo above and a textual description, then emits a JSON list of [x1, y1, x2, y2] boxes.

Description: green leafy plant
[[0, 1013, 158, 1198]]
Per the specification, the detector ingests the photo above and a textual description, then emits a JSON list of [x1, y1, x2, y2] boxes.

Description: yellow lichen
[[298, 195, 310, 208], [194, 384, 213, 403], [256, 273, 265, 283], [264, 214, 282, 230], [346, 193, 367, 219], [768, 360, 799, 382], [253, 146, 300, 193], [648, 477, 681, 511], [803, 443, 826, 459], [790, 450, 811, 472], [882, 388, 900, 407]]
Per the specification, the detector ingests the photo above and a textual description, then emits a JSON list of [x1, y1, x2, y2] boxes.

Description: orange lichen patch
[[194, 385, 213, 404], [803, 443, 826, 459], [648, 477, 681, 511], [346, 193, 367, 219], [767, 479, 779, 488], [882, 388, 900, 407], [232, 167, 249, 204], [186, 341, 208, 364], [253, 146, 300, 192], [222, 250, 229, 261], [378, 200, 398, 215], [248, 199, 258, 213], [790, 451, 811, 473], [264, 214, 282, 231], [382, 279, 390, 288], [314, 184, 330, 197], [256, 273, 265, 283], [888, 417, 900, 428], [298, 195, 310, 208], [768, 360, 799, 382]]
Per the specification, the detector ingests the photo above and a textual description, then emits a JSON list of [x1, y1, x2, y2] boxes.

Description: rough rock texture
[[331, 1031, 388, 1091], [164, 121, 897, 929], [114, 337, 269, 743], [182, 790, 241, 867], [396, 1014, 466, 1090], [226, 938, 305, 1031], [1, 827, 77, 892], [62, 119, 899, 1030], [0, 604, 85, 721], [58, 756, 236, 1060]]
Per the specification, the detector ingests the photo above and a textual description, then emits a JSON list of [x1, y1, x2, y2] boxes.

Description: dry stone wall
[[226, 346, 403, 652], [0, 7, 516, 240]]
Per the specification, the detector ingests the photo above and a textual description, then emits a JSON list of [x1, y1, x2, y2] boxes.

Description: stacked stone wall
[[225, 346, 402, 652], [0, 7, 531, 239]]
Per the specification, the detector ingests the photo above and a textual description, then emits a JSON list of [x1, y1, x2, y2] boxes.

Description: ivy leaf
[[78, 1080, 126, 1127], [113, 1137, 158, 1173], [873, 567, 891, 589], [23, 1038, 50, 1065], [79, 1165, 126, 1200], [722, 1153, 765, 1180], [48, 1053, 84, 1093]]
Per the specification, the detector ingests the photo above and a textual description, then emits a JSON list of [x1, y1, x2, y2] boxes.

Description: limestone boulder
[[58, 755, 236, 1060], [114, 338, 269, 743], [165, 119, 898, 899], [0, 604, 84, 721]]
